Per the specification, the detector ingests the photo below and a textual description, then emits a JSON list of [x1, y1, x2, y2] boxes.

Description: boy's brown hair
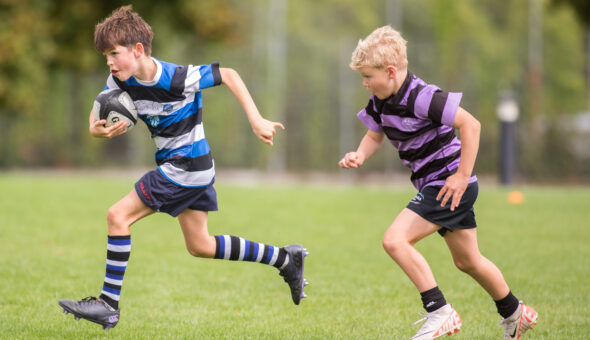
[[94, 5, 153, 56]]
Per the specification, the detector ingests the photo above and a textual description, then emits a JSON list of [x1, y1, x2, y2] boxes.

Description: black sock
[[495, 291, 520, 319], [420, 286, 447, 313]]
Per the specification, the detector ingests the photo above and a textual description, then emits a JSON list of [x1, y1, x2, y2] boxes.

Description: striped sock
[[214, 235, 289, 269], [99, 235, 131, 310]]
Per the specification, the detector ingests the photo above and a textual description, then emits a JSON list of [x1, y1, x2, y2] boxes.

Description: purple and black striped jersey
[[357, 71, 477, 190], [105, 57, 222, 187]]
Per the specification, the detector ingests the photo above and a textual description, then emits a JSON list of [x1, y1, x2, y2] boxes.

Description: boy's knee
[[185, 236, 216, 258], [382, 235, 404, 255], [453, 257, 478, 274], [186, 243, 209, 258], [106, 206, 128, 234]]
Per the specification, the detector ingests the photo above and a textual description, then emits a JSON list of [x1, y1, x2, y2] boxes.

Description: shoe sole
[[519, 306, 538, 337], [58, 301, 118, 330], [283, 244, 308, 305]]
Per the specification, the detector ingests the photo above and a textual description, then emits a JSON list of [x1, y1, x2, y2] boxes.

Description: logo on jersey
[[147, 116, 160, 127], [402, 118, 417, 130], [163, 104, 174, 113], [410, 192, 424, 205]]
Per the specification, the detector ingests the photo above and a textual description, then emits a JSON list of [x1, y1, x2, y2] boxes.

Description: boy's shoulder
[[157, 58, 184, 71], [401, 72, 432, 93]]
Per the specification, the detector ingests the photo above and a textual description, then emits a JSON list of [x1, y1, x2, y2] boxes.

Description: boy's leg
[[59, 190, 153, 329], [177, 209, 308, 304], [177, 209, 216, 257], [444, 229, 537, 338], [443, 228, 509, 300], [101, 190, 154, 307], [382, 208, 440, 293], [383, 208, 461, 339]]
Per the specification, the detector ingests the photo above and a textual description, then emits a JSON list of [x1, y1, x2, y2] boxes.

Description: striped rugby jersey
[[357, 71, 477, 191], [105, 58, 222, 187]]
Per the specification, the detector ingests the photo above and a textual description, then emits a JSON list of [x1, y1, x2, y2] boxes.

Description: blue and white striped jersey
[[105, 57, 222, 187], [357, 71, 477, 191]]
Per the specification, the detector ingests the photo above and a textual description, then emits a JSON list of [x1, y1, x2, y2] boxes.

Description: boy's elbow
[[472, 118, 481, 133], [220, 67, 239, 83]]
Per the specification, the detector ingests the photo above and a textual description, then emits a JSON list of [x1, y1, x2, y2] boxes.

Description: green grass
[[1, 173, 589, 339]]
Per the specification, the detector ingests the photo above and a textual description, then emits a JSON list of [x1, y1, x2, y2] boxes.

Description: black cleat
[[279, 244, 309, 305], [58, 296, 120, 330]]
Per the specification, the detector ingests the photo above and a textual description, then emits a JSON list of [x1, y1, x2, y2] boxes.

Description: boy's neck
[[134, 56, 157, 82], [392, 68, 408, 95]]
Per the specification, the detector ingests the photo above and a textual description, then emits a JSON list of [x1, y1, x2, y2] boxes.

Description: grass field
[[1, 172, 589, 339]]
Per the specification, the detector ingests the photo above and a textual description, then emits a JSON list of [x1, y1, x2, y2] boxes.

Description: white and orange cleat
[[499, 302, 538, 340], [410, 304, 462, 339]]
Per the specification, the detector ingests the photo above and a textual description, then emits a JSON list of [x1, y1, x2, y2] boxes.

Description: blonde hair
[[350, 25, 408, 70]]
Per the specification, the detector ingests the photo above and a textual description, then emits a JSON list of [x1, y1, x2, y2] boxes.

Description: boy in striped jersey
[[339, 26, 537, 340], [58, 6, 307, 330]]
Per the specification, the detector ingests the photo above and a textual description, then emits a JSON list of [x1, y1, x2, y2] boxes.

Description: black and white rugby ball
[[93, 88, 138, 131]]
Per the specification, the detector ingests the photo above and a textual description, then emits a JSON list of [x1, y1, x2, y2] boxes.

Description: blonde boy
[[340, 26, 537, 340]]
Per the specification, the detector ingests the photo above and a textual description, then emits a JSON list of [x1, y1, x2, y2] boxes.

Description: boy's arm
[[339, 129, 385, 168], [88, 109, 128, 139], [219, 67, 284, 146], [436, 106, 481, 211]]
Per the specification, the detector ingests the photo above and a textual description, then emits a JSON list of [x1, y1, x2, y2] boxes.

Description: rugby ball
[[93, 88, 138, 131]]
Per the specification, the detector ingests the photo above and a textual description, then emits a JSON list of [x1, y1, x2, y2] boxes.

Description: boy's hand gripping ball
[[93, 88, 138, 131]]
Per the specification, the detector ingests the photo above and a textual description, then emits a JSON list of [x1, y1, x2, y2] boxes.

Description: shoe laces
[[412, 312, 429, 326], [78, 296, 116, 311], [412, 308, 451, 332], [79, 296, 99, 304]]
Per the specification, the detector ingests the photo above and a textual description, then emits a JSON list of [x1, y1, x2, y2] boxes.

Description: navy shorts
[[406, 182, 478, 236], [135, 169, 218, 217]]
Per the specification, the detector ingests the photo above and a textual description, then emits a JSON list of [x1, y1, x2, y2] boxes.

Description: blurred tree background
[[0, 0, 589, 182]]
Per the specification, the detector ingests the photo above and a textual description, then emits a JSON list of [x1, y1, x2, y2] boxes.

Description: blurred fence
[[1, 0, 589, 182]]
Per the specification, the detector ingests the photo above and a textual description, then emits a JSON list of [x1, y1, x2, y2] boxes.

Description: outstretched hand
[[338, 152, 364, 169], [252, 118, 285, 146]]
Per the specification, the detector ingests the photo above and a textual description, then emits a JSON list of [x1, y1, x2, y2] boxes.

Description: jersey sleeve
[[412, 84, 462, 127], [357, 96, 383, 133], [184, 62, 222, 93]]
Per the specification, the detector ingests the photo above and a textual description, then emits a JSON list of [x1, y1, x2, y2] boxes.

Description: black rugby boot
[[279, 244, 309, 305], [59, 296, 120, 330]]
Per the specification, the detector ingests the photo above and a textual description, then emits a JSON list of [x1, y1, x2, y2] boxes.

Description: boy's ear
[[385, 65, 397, 79], [133, 43, 145, 57]]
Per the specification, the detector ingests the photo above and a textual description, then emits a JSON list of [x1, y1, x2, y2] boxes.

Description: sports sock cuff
[[420, 286, 447, 313], [100, 294, 118, 310], [108, 235, 131, 239], [495, 291, 520, 319]]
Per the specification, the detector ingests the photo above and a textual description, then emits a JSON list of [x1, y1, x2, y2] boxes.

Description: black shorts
[[135, 169, 218, 217], [406, 182, 478, 236]]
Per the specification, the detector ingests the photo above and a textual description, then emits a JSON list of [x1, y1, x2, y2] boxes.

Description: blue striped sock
[[214, 235, 288, 269], [99, 235, 131, 309]]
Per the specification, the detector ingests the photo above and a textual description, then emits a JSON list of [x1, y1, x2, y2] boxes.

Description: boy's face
[[104, 45, 138, 81], [357, 66, 396, 100]]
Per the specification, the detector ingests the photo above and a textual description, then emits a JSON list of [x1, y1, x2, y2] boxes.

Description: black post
[[497, 92, 519, 186], [499, 121, 516, 185]]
